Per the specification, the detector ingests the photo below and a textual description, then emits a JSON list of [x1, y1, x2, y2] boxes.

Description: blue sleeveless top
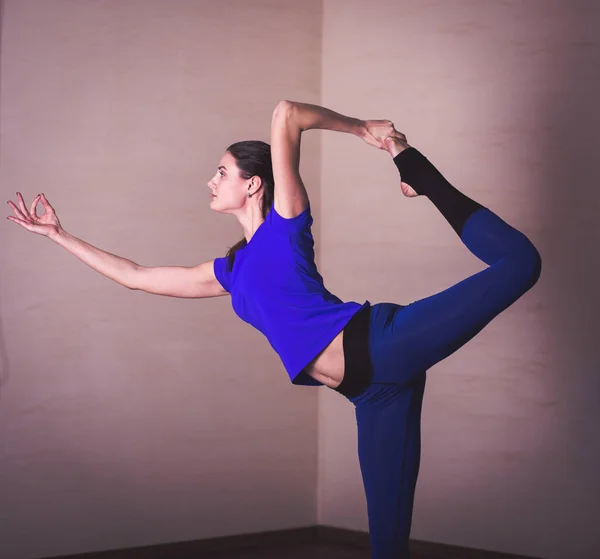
[[213, 204, 370, 386]]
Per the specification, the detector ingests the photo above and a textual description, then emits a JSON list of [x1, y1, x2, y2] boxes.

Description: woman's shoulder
[[267, 202, 313, 234]]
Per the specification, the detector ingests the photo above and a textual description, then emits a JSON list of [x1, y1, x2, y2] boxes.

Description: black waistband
[[334, 303, 373, 399]]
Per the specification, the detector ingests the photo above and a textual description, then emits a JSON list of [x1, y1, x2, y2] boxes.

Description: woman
[[7, 101, 542, 558]]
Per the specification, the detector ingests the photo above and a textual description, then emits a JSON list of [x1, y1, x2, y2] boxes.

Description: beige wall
[[318, 1, 600, 559], [0, 1, 321, 558], [2, 1, 599, 559]]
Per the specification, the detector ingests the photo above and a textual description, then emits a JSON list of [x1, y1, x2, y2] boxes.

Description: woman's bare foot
[[383, 135, 419, 198], [399, 181, 419, 198]]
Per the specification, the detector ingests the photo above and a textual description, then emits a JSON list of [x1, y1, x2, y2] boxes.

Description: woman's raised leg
[[350, 142, 542, 558], [366, 142, 542, 386]]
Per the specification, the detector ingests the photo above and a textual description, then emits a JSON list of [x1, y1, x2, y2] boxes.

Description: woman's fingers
[[7, 215, 24, 226], [7, 194, 46, 221], [7, 199, 28, 221], [374, 120, 395, 140], [8, 209, 56, 236], [7, 214, 34, 232], [29, 194, 41, 217], [16, 192, 30, 217], [42, 193, 54, 210], [39, 193, 55, 215], [362, 120, 407, 151]]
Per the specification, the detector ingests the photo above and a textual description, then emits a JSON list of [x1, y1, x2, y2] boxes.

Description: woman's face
[[207, 152, 248, 213]]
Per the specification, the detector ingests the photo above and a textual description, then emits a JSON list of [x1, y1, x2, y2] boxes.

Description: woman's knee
[[519, 242, 542, 289]]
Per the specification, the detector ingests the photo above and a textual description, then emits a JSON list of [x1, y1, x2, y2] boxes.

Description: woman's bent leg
[[367, 208, 541, 387], [368, 147, 543, 386]]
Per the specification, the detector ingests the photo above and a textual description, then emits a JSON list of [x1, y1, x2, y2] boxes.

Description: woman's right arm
[[132, 261, 228, 298], [8, 193, 228, 299], [52, 229, 227, 298]]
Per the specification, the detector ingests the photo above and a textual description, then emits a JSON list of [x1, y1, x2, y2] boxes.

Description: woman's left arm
[[270, 100, 396, 219], [290, 101, 364, 135], [288, 101, 397, 149]]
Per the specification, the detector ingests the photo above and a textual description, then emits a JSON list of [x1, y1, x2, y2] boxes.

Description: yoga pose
[[7, 101, 542, 558]]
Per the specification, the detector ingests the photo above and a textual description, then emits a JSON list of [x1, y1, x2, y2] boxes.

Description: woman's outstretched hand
[[7, 193, 62, 238], [361, 120, 408, 153]]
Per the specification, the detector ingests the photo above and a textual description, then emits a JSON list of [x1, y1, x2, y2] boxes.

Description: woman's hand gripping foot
[[383, 134, 419, 198], [360, 120, 419, 198]]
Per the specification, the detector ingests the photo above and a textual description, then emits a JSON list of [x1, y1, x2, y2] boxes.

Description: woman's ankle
[[384, 136, 411, 158]]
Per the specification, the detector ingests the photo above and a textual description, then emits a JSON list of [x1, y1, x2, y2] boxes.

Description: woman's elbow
[[273, 100, 295, 119]]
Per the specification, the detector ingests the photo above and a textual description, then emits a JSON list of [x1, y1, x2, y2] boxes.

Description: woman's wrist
[[353, 118, 367, 139], [48, 226, 66, 242]]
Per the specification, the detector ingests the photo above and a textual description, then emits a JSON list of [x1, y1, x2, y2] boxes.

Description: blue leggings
[[341, 150, 542, 557]]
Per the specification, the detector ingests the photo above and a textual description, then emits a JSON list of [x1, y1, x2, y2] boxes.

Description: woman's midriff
[[303, 329, 345, 389]]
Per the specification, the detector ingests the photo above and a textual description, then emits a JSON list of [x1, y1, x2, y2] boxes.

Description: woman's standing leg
[[354, 366, 426, 558]]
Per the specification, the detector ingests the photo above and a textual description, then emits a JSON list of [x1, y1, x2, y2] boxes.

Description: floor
[[198, 542, 432, 559]]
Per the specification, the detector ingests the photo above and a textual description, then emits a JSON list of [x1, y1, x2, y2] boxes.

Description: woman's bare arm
[[270, 101, 400, 219], [51, 229, 227, 298], [7, 193, 227, 299], [50, 228, 138, 288], [132, 261, 228, 298], [270, 100, 366, 219], [284, 101, 366, 136]]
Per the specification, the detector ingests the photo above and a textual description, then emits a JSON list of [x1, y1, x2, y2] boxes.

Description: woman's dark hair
[[225, 140, 275, 272]]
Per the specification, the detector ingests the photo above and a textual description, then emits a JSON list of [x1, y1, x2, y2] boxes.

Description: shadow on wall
[[541, 4, 600, 427], [537, 2, 600, 551]]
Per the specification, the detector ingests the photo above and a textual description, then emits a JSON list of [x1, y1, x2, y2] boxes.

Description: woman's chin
[[210, 199, 225, 213]]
